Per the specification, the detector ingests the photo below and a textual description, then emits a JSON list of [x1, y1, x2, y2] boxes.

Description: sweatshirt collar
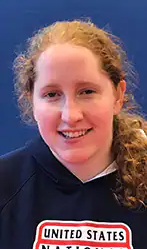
[[83, 161, 117, 183], [28, 136, 117, 187]]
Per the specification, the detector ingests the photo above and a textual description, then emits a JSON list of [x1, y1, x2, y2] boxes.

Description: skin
[[33, 43, 126, 181]]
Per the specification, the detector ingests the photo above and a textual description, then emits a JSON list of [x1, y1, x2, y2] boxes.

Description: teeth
[[62, 130, 88, 138]]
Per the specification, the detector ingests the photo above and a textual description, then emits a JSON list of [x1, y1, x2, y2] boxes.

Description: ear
[[113, 80, 126, 115]]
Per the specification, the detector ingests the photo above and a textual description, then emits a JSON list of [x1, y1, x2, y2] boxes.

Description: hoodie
[[0, 136, 146, 249]]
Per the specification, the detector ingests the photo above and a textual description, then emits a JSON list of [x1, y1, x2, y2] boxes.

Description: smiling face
[[33, 43, 125, 164]]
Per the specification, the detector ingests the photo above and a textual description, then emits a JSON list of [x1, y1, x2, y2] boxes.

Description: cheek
[[87, 99, 114, 127], [33, 103, 60, 132], [90, 107, 114, 146], [87, 101, 114, 146], [92, 111, 114, 134]]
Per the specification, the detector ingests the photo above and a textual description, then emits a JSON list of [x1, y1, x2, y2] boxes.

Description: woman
[[0, 20, 147, 249]]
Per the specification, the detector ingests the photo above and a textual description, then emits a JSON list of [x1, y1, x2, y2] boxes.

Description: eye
[[45, 91, 61, 100], [80, 89, 96, 95], [47, 92, 58, 98]]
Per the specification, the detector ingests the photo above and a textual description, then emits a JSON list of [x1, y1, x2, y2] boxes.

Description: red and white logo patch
[[33, 220, 133, 249]]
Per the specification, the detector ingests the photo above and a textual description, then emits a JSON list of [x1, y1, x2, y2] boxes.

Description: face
[[33, 43, 126, 164]]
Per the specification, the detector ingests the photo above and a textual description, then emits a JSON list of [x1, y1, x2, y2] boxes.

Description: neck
[[50, 148, 114, 182]]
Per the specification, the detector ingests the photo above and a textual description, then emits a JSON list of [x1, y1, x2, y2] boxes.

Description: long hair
[[13, 20, 147, 209]]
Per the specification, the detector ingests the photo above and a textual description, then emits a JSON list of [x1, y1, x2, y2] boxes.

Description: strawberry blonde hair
[[13, 20, 147, 209]]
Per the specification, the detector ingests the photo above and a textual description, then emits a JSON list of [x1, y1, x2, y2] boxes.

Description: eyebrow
[[41, 81, 100, 89]]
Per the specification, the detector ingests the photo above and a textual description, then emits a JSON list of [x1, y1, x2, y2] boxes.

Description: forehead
[[34, 43, 111, 90], [36, 43, 101, 74]]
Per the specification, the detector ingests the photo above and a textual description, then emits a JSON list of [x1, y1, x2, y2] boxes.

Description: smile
[[58, 128, 92, 139]]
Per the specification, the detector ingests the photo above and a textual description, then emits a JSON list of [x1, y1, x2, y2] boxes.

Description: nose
[[61, 99, 83, 125]]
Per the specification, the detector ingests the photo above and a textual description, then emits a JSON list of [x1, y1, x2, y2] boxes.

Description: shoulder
[[1, 144, 31, 165], [0, 140, 36, 175], [0, 139, 37, 212]]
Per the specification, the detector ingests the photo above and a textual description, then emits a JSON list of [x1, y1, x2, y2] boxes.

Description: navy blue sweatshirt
[[0, 136, 147, 249]]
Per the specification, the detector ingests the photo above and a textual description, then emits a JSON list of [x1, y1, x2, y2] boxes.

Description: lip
[[58, 128, 92, 144], [58, 128, 92, 133]]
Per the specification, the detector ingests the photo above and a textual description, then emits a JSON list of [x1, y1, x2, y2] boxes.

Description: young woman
[[0, 20, 147, 249]]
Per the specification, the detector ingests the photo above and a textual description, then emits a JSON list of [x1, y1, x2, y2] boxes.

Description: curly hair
[[13, 19, 147, 209]]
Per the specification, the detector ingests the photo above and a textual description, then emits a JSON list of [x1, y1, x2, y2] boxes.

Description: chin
[[57, 150, 92, 164]]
